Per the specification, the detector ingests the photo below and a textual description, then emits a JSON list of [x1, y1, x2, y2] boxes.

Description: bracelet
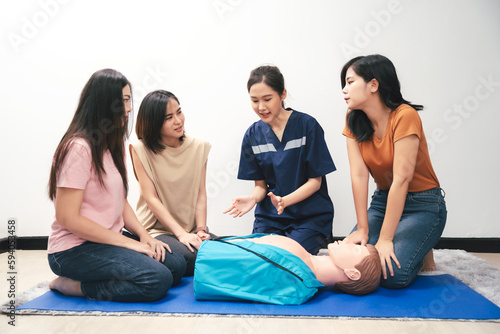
[[195, 226, 208, 233]]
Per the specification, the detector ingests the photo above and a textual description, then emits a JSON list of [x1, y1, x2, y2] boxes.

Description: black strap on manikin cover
[[213, 238, 304, 282]]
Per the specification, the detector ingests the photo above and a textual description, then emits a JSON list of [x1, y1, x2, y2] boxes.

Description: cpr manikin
[[232, 235, 381, 295]]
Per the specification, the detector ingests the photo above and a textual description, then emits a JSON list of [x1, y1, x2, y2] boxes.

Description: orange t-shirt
[[342, 104, 439, 192]]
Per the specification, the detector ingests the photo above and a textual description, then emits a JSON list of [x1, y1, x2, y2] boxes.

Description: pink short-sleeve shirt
[[47, 138, 126, 254]]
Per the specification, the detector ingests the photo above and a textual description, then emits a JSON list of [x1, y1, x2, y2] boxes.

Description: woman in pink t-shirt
[[47, 69, 186, 302]]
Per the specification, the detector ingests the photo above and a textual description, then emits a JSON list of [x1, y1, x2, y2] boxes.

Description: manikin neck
[[309, 254, 349, 286]]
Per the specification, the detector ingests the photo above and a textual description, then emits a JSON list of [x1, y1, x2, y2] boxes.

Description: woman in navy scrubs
[[224, 65, 336, 254]]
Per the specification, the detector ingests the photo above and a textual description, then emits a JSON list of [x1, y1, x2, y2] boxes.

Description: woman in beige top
[[130, 90, 211, 276]]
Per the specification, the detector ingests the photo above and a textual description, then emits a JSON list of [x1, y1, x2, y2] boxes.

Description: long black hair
[[341, 55, 423, 142], [49, 69, 131, 200]]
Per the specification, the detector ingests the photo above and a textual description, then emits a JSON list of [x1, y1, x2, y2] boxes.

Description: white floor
[[1, 250, 499, 334]]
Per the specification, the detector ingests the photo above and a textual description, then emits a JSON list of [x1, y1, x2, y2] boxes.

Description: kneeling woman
[[224, 65, 336, 255], [340, 55, 447, 289], [47, 69, 186, 302]]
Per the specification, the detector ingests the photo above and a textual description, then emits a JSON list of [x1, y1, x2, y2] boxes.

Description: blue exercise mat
[[16, 274, 500, 320]]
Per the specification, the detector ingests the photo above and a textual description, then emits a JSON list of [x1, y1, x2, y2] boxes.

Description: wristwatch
[[195, 226, 208, 233]]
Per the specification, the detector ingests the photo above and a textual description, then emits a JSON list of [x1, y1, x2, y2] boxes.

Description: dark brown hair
[[135, 90, 183, 154], [335, 244, 381, 295]]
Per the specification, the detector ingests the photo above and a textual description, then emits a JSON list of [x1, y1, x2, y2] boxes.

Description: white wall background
[[1, 0, 499, 239]]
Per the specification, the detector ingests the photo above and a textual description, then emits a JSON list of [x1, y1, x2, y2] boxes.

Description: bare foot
[[49, 276, 84, 297], [420, 249, 437, 272]]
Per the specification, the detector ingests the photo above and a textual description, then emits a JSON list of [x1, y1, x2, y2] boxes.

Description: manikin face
[[161, 98, 185, 146], [328, 238, 370, 270], [249, 82, 286, 125], [342, 66, 373, 110]]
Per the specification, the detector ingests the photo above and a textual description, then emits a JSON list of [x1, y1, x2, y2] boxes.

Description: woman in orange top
[[340, 54, 447, 289]]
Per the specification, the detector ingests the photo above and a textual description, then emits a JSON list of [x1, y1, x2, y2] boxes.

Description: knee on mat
[[182, 251, 197, 277], [380, 273, 416, 289], [167, 251, 187, 284], [139, 267, 174, 302]]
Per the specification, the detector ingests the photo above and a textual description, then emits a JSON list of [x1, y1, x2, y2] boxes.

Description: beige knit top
[[131, 136, 211, 237]]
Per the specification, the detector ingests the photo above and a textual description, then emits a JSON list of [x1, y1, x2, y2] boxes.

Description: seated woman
[[47, 69, 186, 302], [130, 90, 211, 276], [194, 234, 381, 304]]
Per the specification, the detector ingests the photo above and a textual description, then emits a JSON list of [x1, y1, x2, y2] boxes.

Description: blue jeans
[[154, 234, 197, 277], [154, 232, 219, 277], [48, 232, 186, 302], [353, 187, 447, 289]]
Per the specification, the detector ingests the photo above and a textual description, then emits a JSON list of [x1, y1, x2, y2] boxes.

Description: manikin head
[[329, 240, 381, 295]]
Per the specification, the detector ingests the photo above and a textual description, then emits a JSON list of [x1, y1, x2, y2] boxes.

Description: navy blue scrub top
[[237, 109, 336, 236]]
